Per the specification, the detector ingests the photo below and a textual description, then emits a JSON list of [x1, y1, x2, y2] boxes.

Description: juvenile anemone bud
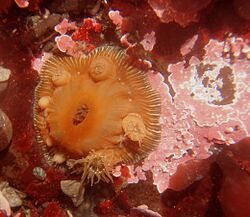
[[52, 70, 71, 86], [89, 56, 116, 82], [34, 46, 161, 185], [44, 136, 53, 147], [0, 110, 13, 151], [122, 113, 146, 143], [38, 96, 51, 110]]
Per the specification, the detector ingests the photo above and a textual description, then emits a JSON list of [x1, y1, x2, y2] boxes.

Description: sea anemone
[[34, 46, 161, 195]]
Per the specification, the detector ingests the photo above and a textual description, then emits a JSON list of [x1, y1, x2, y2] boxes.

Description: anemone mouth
[[34, 46, 161, 164], [73, 104, 89, 126]]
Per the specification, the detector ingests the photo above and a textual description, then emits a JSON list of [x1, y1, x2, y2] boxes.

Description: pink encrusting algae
[[54, 18, 77, 35], [124, 36, 250, 193], [55, 34, 80, 56], [147, 0, 197, 27], [108, 10, 123, 28], [180, 34, 199, 56], [32, 52, 52, 74], [140, 31, 156, 51]]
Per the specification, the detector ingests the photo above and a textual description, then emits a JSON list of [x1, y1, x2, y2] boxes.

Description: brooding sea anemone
[[33, 46, 161, 201]]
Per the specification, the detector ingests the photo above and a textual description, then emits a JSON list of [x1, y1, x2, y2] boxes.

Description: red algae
[[110, 0, 160, 36], [233, 0, 250, 20], [171, 0, 212, 13], [217, 138, 250, 217], [120, 165, 131, 178], [163, 138, 250, 216], [148, 0, 199, 27], [72, 18, 102, 43], [0, 211, 8, 217], [43, 202, 68, 217], [164, 176, 214, 217], [25, 167, 65, 203], [26, 182, 61, 203], [0, 0, 13, 13], [0, 35, 42, 192], [95, 200, 113, 215], [168, 157, 214, 191]]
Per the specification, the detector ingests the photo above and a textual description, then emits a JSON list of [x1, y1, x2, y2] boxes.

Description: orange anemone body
[[34, 47, 161, 181]]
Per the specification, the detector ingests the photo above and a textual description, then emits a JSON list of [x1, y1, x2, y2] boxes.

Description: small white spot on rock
[[224, 127, 234, 134]]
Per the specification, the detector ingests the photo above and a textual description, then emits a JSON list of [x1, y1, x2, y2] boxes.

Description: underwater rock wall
[[0, 0, 249, 216]]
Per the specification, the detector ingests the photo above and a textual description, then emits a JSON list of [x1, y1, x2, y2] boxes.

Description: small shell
[[33, 167, 47, 181], [60, 180, 83, 206], [0, 191, 11, 216], [0, 66, 11, 82], [60, 180, 81, 197], [66, 210, 74, 217], [0, 110, 13, 151], [1, 187, 24, 208], [0, 181, 26, 208]]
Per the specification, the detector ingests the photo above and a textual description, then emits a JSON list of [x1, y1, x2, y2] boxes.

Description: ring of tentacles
[[34, 46, 161, 188]]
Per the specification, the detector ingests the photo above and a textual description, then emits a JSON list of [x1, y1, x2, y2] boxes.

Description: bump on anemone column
[[33, 46, 161, 199]]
